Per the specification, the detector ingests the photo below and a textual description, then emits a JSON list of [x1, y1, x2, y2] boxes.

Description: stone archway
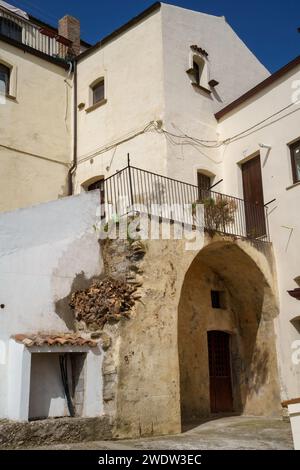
[[178, 240, 281, 425]]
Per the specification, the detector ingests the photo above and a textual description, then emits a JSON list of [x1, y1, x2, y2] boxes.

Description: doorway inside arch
[[178, 241, 281, 427], [208, 331, 233, 413]]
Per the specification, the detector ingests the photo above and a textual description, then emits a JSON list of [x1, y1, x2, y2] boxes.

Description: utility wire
[[77, 122, 156, 164], [11, 0, 60, 23], [77, 100, 300, 166], [223, 101, 298, 144], [11, 0, 90, 38]]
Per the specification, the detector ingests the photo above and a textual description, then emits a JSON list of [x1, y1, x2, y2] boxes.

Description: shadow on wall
[[55, 271, 103, 330], [178, 240, 281, 425]]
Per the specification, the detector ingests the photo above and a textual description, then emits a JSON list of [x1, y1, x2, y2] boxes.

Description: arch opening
[[178, 241, 281, 426], [192, 55, 209, 89]]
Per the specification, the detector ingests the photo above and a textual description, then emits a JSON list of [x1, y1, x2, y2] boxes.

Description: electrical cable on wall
[[76, 100, 300, 167], [59, 354, 76, 418]]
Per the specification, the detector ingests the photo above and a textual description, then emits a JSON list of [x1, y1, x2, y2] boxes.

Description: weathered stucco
[[0, 191, 103, 418], [74, 3, 269, 190], [94, 227, 282, 439], [179, 242, 281, 421], [218, 64, 300, 400], [0, 41, 72, 212]]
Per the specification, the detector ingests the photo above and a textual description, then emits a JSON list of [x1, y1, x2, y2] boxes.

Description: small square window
[[211, 290, 226, 309], [92, 80, 104, 105]]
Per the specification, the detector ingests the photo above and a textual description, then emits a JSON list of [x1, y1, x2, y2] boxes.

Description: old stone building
[[0, 1, 299, 442]]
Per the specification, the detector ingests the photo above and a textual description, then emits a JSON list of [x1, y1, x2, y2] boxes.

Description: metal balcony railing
[[103, 162, 270, 242], [0, 4, 70, 60]]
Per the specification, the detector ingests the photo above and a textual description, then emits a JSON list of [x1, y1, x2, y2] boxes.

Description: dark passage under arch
[[178, 241, 281, 426]]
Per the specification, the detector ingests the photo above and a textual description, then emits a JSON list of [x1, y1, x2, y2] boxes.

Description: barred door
[[208, 331, 233, 413]]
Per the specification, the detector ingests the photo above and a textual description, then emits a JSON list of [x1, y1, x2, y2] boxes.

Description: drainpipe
[[68, 59, 77, 195]]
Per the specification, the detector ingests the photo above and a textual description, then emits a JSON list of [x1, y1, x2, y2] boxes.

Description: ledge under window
[[85, 98, 107, 113], [286, 181, 300, 191], [192, 83, 211, 95], [6, 93, 16, 101], [0, 93, 16, 102]]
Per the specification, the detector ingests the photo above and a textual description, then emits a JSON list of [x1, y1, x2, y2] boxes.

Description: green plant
[[194, 195, 237, 234]]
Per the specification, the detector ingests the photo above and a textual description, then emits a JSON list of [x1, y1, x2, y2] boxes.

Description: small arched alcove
[[82, 175, 105, 196], [192, 55, 209, 90], [178, 241, 281, 426]]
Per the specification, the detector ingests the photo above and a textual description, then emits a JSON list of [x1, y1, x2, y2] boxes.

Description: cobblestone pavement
[[31, 416, 293, 450]]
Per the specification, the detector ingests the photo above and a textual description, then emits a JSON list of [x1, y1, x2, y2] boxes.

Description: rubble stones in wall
[[0, 417, 112, 449], [69, 277, 138, 330], [69, 240, 146, 333]]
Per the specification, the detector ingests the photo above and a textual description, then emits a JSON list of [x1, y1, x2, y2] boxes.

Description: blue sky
[[9, 0, 300, 72]]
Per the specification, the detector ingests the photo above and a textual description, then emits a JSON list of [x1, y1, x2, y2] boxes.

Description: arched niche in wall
[[81, 175, 104, 192], [187, 51, 210, 93]]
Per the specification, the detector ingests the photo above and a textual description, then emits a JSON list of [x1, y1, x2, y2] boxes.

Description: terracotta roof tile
[[11, 333, 98, 348]]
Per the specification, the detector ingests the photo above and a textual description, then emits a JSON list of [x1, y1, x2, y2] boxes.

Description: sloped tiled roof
[[12, 333, 97, 348]]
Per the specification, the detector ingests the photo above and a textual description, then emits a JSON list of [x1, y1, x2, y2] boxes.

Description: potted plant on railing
[[192, 194, 237, 235]]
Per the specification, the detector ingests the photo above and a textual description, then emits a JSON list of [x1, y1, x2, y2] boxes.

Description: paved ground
[[32, 416, 293, 450]]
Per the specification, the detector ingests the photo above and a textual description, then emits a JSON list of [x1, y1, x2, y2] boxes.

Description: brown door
[[241, 155, 266, 238], [208, 331, 233, 413]]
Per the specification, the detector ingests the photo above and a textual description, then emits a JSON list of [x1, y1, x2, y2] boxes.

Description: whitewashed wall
[[0, 191, 103, 417], [75, 8, 166, 191], [160, 3, 269, 186], [74, 4, 269, 192], [218, 64, 300, 400]]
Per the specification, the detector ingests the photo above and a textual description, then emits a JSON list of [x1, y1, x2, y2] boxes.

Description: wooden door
[[208, 331, 233, 413], [241, 155, 266, 238]]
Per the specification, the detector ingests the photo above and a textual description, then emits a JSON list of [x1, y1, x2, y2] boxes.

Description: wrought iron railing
[[103, 162, 270, 242], [0, 5, 70, 60]]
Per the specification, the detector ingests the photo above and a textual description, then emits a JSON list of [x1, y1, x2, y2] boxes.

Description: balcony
[[103, 164, 270, 242], [0, 4, 71, 61]]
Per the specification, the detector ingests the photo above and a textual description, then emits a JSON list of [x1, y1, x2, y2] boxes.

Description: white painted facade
[[0, 1, 300, 429], [74, 3, 269, 191], [217, 64, 300, 400], [0, 191, 104, 419]]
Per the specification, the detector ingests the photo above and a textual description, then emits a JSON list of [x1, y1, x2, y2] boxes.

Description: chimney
[[58, 15, 80, 56]]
